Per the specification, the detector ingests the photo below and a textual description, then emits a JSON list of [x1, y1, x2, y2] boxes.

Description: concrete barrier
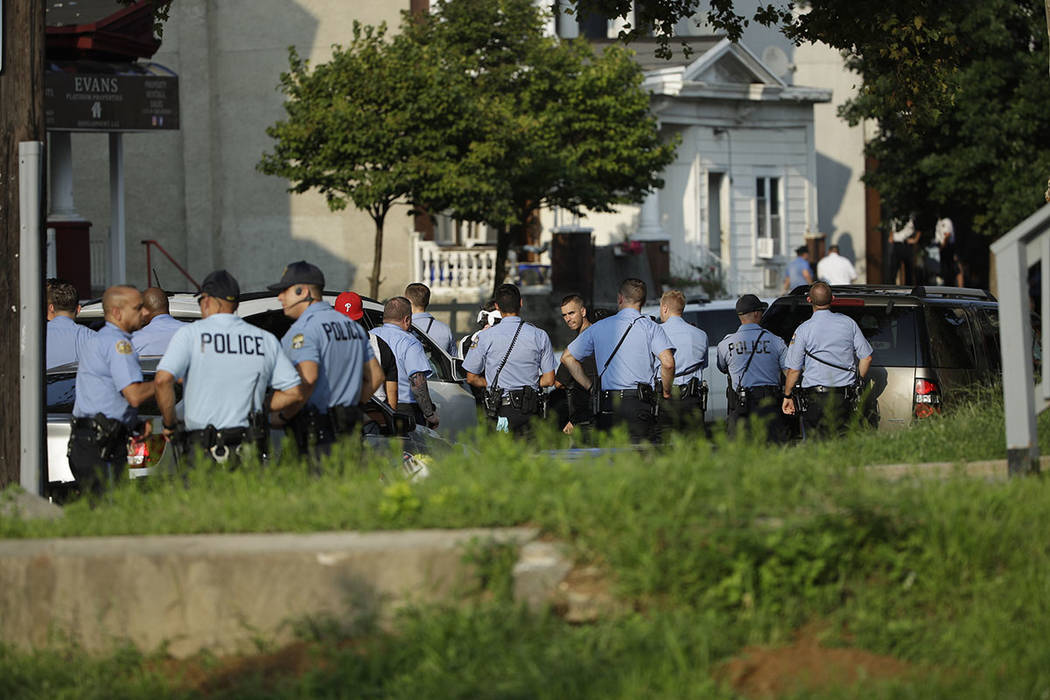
[[0, 528, 544, 658]]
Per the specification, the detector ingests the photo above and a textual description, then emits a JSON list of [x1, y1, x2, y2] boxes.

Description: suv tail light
[[913, 378, 942, 418]]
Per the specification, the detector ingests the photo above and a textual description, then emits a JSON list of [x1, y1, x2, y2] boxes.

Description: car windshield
[[762, 302, 920, 368]]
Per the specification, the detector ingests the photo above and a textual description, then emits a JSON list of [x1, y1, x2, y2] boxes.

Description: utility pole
[[0, 0, 46, 488]]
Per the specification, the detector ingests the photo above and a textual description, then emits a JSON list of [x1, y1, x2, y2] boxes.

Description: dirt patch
[[716, 634, 913, 698]]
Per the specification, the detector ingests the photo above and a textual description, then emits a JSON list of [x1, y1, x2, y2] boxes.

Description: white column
[[109, 133, 126, 285], [48, 131, 79, 219], [634, 188, 665, 240]]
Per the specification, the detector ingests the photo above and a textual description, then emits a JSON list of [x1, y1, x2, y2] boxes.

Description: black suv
[[760, 285, 1000, 429]]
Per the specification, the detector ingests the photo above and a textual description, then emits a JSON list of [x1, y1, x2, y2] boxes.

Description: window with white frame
[[755, 176, 782, 257]]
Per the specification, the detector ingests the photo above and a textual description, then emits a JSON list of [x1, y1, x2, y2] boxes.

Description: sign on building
[[45, 63, 179, 131]]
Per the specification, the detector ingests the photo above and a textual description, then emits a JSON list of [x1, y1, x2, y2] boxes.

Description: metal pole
[[19, 141, 45, 494], [109, 132, 125, 284]]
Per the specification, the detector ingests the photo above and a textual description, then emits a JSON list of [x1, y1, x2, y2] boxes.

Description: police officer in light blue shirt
[[561, 278, 675, 443], [156, 270, 304, 462], [370, 296, 440, 429], [463, 283, 556, 435], [405, 283, 458, 357], [717, 294, 788, 442], [656, 289, 709, 434], [69, 285, 155, 495], [267, 262, 382, 453], [784, 246, 814, 291], [131, 287, 188, 356], [782, 282, 873, 438], [46, 278, 95, 369]]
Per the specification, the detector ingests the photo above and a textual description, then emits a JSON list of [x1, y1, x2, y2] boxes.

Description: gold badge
[[291, 333, 305, 349], [116, 340, 133, 355]]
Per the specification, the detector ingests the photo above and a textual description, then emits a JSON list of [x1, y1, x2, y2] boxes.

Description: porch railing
[[989, 202, 1050, 475], [411, 232, 498, 293]]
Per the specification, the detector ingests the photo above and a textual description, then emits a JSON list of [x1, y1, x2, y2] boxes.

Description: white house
[[536, 37, 831, 297]]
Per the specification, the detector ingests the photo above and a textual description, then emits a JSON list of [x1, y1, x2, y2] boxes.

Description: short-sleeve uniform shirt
[[784, 309, 873, 388], [158, 313, 300, 430], [368, 334, 399, 404], [413, 312, 457, 358], [786, 257, 812, 289], [281, 302, 374, 413], [716, 323, 788, 389], [132, 314, 188, 356], [567, 308, 674, 390], [47, 315, 96, 369], [462, 316, 556, 391], [72, 322, 143, 425], [370, 323, 432, 406], [659, 315, 708, 385]]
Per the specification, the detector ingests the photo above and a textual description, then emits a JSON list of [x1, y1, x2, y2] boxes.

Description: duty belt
[[185, 426, 249, 447], [740, 385, 782, 397], [802, 385, 849, 394], [601, 386, 656, 404]]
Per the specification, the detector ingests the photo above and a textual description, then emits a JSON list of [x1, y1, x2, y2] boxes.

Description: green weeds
[[4, 395, 1050, 697]]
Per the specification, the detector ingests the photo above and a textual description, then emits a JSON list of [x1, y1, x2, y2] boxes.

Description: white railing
[[989, 202, 1050, 475], [410, 232, 498, 294], [89, 238, 107, 291]]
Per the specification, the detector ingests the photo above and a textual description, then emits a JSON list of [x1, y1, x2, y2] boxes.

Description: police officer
[[68, 285, 155, 495], [463, 283, 556, 435], [553, 293, 595, 435], [405, 282, 457, 357], [268, 263, 383, 456], [782, 282, 873, 438], [131, 287, 187, 356], [336, 291, 398, 409], [657, 290, 709, 435], [370, 296, 441, 429], [46, 278, 95, 369], [155, 270, 304, 464], [561, 278, 675, 444], [717, 294, 788, 443]]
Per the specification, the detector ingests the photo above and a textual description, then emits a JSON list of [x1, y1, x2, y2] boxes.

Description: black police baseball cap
[[198, 269, 240, 303], [267, 261, 325, 292], [735, 294, 768, 315]]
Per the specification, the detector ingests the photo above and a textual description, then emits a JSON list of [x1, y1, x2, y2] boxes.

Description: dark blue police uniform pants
[[802, 390, 851, 439], [68, 431, 124, 497], [598, 395, 657, 444]]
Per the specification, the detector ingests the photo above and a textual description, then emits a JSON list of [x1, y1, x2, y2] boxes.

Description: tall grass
[[4, 394, 1050, 697]]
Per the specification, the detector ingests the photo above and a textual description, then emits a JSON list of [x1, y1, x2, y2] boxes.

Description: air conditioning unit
[[757, 237, 776, 259]]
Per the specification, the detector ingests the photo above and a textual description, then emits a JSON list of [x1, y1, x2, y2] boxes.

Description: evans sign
[[45, 70, 179, 131]]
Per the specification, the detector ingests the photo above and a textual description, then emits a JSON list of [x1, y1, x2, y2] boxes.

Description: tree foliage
[[404, 0, 678, 293], [568, 0, 1004, 124], [258, 23, 472, 297], [261, 0, 677, 297], [841, 0, 1050, 239]]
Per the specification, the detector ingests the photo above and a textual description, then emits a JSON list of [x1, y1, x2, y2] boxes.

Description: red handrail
[[142, 239, 200, 291]]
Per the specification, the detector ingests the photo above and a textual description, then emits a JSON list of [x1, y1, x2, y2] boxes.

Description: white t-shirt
[[817, 252, 857, 285]]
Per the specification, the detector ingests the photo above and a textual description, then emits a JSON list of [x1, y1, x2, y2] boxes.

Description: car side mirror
[[391, 412, 416, 436], [451, 358, 466, 382]]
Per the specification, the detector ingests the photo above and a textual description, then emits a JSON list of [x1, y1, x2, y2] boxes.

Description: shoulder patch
[[115, 340, 133, 355], [291, 333, 305, 349], [789, 334, 796, 345], [469, 338, 479, 350]]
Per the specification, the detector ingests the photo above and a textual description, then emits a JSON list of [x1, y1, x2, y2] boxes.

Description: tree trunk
[[491, 224, 511, 300], [0, 0, 46, 487], [1046, 0, 1050, 77], [368, 212, 386, 299]]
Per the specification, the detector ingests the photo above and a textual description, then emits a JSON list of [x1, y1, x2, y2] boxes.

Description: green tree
[[404, 0, 678, 295], [258, 23, 469, 298], [841, 0, 1050, 240]]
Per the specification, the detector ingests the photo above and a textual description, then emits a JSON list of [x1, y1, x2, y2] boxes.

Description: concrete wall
[[64, 0, 415, 298]]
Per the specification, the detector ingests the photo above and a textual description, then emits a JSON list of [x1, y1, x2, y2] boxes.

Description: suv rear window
[[762, 302, 920, 368], [923, 306, 979, 369]]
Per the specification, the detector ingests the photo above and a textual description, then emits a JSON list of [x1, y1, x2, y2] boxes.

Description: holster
[[87, 413, 130, 462], [636, 383, 656, 404], [329, 404, 362, 435], [286, 407, 324, 453], [793, 392, 809, 415], [734, 387, 750, 416], [247, 410, 271, 459], [484, 388, 503, 419], [698, 380, 709, 412], [589, 381, 602, 416], [519, 387, 540, 416]]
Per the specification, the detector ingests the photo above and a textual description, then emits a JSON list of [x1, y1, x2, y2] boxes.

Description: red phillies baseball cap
[[334, 292, 364, 320]]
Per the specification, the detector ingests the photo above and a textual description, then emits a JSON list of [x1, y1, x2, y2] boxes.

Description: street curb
[[866, 455, 1050, 480]]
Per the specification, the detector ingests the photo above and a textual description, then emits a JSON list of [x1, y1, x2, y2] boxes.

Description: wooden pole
[[0, 0, 46, 487]]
